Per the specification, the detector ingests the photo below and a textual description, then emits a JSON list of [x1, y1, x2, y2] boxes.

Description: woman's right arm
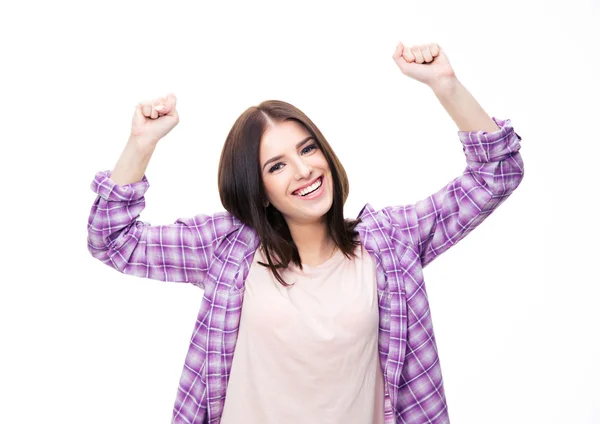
[[86, 94, 235, 290]]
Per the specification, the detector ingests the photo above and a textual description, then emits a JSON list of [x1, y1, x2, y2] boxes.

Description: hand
[[130, 93, 179, 146], [392, 42, 456, 87]]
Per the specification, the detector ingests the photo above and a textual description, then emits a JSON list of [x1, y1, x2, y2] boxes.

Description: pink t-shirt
[[221, 242, 385, 423]]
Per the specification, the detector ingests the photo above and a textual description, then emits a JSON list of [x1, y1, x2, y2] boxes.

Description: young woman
[[87, 42, 524, 424]]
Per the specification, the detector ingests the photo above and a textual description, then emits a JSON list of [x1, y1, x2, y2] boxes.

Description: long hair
[[218, 100, 361, 286]]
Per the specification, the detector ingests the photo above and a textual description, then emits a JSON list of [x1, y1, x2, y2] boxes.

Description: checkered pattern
[[87, 117, 523, 423]]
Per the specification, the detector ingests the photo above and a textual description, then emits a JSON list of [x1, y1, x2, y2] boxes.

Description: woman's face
[[259, 120, 334, 226]]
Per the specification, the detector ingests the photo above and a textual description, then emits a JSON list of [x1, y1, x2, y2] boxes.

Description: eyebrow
[[262, 136, 314, 171]]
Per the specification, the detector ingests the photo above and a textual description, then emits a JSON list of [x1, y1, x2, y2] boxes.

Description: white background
[[1, 0, 599, 423]]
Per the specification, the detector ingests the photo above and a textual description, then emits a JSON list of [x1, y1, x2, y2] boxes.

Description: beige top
[[221, 242, 385, 424]]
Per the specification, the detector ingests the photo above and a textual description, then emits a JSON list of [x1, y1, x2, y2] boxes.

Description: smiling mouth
[[292, 176, 323, 196]]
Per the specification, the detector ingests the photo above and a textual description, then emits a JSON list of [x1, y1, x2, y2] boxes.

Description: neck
[[286, 217, 335, 267]]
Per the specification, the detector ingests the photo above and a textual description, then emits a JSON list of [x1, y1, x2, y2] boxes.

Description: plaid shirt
[[88, 117, 524, 424]]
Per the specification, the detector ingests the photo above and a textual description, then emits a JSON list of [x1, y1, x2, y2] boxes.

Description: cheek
[[317, 152, 330, 168], [263, 178, 287, 200]]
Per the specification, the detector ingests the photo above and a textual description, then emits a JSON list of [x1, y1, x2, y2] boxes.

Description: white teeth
[[294, 177, 322, 196]]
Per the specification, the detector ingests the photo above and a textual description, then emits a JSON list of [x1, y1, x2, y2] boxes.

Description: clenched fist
[[130, 93, 179, 147], [392, 42, 456, 87]]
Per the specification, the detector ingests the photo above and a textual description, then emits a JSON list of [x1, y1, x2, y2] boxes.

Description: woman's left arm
[[383, 43, 525, 267]]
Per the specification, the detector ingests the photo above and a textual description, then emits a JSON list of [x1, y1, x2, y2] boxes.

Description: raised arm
[[385, 43, 524, 267], [86, 94, 236, 289]]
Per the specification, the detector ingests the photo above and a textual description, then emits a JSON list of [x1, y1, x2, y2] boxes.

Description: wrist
[[429, 76, 460, 97], [128, 134, 158, 153]]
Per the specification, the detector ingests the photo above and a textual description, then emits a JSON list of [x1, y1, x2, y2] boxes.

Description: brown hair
[[218, 100, 361, 286]]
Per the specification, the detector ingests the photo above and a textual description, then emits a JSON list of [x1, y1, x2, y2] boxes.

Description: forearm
[[430, 78, 500, 133], [110, 136, 156, 185]]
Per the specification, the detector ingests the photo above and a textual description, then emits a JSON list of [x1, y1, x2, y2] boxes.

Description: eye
[[267, 143, 319, 173], [268, 163, 284, 173], [301, 143, 318, 155]]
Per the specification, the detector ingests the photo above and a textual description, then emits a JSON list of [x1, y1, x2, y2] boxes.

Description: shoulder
[[176, 210, 248, 243], [356, 202, 411, 230], [355, 202, 417, 252]]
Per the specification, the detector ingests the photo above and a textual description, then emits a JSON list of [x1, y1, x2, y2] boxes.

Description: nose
[[294, 157, 312, 180]]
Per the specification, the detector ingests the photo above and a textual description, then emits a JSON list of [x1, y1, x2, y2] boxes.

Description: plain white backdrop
[[1, 0, 599, 423]]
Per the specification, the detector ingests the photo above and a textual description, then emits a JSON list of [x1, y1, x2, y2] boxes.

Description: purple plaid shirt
[[87, 117, 523, 424]]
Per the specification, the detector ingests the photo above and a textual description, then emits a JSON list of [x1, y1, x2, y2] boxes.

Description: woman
[[87, 42, 524, 423]]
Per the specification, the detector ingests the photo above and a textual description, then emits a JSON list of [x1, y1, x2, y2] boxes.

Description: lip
[[291, 176, 322, 195]]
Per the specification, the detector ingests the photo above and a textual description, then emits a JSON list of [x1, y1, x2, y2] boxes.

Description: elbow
[[86, 224, 126, 271], [87, 233, 115, 267], [497, 151, 525, 196], [469, 151, 524, 197]]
